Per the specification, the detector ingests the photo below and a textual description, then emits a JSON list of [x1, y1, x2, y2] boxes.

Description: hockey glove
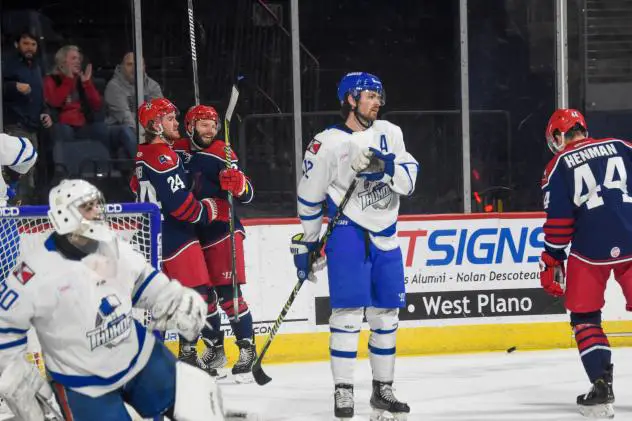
[[0, 354, 53, 421], [219, 168, 248, 197], [539, 251, 565, 297], [6, 183, 17, 200], [351, 149, 374, 173], [201, 197, 230, 223], [150, 280, 207, 341], [290, 233, 327, 283], [2, 167, 20, 200], [357, 147, 395, 183]]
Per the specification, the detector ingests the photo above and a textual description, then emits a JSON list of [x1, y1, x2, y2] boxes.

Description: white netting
[[0, 204, 160, 419]]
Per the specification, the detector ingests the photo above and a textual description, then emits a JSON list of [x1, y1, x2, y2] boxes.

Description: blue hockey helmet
[[337, 72, 385, 106]]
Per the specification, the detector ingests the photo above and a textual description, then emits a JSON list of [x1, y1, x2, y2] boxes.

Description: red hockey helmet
[[138, 98, 178, 134], [545, 108, 587, 153], [184, 105, 220, 137]]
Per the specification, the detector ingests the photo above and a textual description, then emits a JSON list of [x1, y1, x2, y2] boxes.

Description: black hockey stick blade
[[251, 358, 272, 385]]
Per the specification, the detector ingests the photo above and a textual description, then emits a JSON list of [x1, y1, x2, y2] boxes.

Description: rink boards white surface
[[221, 347, 632, 421]]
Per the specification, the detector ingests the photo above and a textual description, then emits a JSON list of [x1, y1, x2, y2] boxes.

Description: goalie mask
[[185, 105, 221, 150], [48, 179, 113, 243]]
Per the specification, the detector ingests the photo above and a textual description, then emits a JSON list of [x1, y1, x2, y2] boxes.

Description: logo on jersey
[[86, 295, 132, 351], [158, 154, 173, 164], [307, 139, 322, 155], [611, 247, 621, 258], [12, 262, 35, 285], [358, 180, 392, 210], [178, 151, 192, 164]]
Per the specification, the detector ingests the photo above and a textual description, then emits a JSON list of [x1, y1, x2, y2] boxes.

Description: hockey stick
[[187, 0, 200, 106], [224, 83, 241, 322], [252, 178, 360, 386]]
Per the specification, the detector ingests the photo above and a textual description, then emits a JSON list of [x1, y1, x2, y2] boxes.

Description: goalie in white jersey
[[0, 179, 225, 421], [292, 72, 418, 420], [0, 133, 37, 285]]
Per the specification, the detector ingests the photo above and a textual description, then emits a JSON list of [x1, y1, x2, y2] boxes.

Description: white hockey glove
[[150, 280, 207, 341], [350, 148, 374, 173], [0, 355, 53, 421], [290, 233, 327, 283]]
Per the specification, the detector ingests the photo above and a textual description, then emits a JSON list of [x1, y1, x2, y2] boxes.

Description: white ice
[[221, 347, 632, 421], [3, 347, 628, 421]]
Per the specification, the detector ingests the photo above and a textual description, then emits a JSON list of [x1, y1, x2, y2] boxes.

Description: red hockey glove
[[539, 251, 565, 297], [219, 168, 247, 197], [201, 198, 230, 223]]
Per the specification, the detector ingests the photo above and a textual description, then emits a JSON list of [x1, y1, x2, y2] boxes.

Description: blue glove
[[6, 183, 18, 200], [290, 233, 319, 282], [358, 147, 395, 182]]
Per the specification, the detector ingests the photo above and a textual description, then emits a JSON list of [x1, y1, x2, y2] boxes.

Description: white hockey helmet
[[47, 179, 113, 242]]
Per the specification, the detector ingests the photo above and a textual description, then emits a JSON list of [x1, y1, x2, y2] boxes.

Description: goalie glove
[[539, 251, 565, 297], [150, 280, 207, 341], [290, 233, 327, 283], [0, 355, 53, 421]]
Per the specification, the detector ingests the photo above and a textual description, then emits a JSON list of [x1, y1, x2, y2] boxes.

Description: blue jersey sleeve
[[189, 141, 255, 204], [541, 158, 575, 260]]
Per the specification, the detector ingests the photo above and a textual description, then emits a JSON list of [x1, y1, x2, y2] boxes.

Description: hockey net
[[0, 203, 161, 417]]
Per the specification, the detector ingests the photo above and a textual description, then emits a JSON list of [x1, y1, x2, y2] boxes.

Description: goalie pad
[[174, 361, 225, 421], [0, 355, 53, 421]]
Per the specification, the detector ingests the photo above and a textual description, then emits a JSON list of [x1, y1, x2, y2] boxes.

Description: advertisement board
[[165, 213, 632, 362]]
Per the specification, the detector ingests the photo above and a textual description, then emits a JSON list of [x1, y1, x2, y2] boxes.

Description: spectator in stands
[[43, 45, 109, 148], [105, 52, 163, 131], [2, 30, 51, 203], [104, 52, 163, 159]]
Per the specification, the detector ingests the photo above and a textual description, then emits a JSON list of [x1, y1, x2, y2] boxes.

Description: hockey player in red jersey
[[183, 105, 257, 381], [133, 98, 230, 368], [539, 108, 632, 418]]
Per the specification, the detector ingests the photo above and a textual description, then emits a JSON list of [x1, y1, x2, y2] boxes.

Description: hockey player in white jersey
[[0, 179, 225, 421], [292, 72, 418, 420], [0, 132, 37, 206], [0, 133, 37, 284]]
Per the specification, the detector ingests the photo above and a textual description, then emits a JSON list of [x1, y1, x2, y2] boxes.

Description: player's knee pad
[[174, 361, 225, 421], [365, 307, 398, 356], [570, 310, 602, 327], [570, 311, 609, 348], [329, 308, 363, 356], [329, 308, 362, 384], [217, 285, 249, 317]]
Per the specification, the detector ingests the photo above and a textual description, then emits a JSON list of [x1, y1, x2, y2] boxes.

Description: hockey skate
[[369, 380, 410, 421], [577, 365, 615, 419], [232, 338, 257, 383], [200, 340, 228, 379], [333, 383, 354, 419], [178, 341, 202, 368]]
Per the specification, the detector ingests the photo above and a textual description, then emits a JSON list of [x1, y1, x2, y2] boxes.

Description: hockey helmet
[[48, 179, 113, 242], [138, 98, 178, 135], [337, 72, 385, 106], [185, 105, 221, 137], [545, 109, 587, 153]]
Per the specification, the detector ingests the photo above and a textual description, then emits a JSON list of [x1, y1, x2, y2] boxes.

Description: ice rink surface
[[221, 347, 632, 421]]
